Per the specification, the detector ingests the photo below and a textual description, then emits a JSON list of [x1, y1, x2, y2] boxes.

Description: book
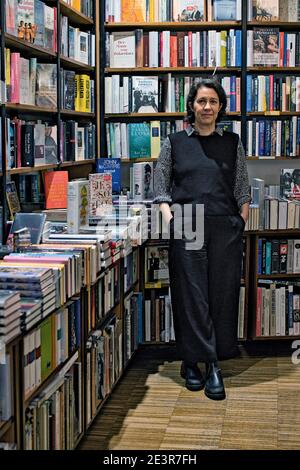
[[35, 64, 57, 108], [6, 181, 21, 219], [131, 76, 158, 113], [11, 212, 46, 244], [44, 171, 68, 210], [252, 0, 279, 21], [280, 169, 300, 201], [96, 158, 121, 193], [179, 1, 206, 21], [212, 0, 238, 20], [88, 173, 112, 221], [67, 180, 89, 233], [253, 28, 279, 66]]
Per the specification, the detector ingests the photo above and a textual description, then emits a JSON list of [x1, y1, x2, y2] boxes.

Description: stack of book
[[0, 290, 22, 343]]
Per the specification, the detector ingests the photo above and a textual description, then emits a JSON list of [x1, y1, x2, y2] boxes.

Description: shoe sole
[[204, 389, 226, 401], [181, 371, 205, 392]]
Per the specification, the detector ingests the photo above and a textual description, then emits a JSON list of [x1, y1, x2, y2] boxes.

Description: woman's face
[[192, 86, 222, 128]]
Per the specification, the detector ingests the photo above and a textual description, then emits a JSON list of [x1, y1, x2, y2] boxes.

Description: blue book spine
[[246, 75, 252, 112], [235, 30, 242, 67]]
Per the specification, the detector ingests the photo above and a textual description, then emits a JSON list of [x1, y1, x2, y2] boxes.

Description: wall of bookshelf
[[0, 0, 100, 230]]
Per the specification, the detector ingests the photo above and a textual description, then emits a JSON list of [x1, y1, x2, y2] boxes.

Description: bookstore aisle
[[79, 346, 300, 450]]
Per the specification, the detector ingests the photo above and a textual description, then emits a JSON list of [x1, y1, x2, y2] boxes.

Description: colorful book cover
[[280, 169, 300, 200], [96, 158, 121, 193], [88, 173, 112, 220], [6, 181, 21, 219], [179, 0, 206, 21], [44, 171, 68, 209], [128, 123, 151, 158], [121, 0, 146, 22], [253, 28, 279, 66], [252, 0, 279, 21]]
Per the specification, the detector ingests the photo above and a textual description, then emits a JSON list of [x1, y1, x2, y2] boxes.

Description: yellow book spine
[[72, 0, 81, 12], [150, 120, 160, 158], [75, 74, 80, 111]]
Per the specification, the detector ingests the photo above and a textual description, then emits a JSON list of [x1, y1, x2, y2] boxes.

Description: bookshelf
[[0, 0, 100, 233], [0, 0, 102, 450]]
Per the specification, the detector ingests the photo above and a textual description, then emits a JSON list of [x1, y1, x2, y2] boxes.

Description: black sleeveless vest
[[169, 130, 240, 216]]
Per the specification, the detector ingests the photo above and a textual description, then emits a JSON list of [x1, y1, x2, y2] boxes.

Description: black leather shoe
[[204, 362, 226, 401], [180, 362, 205, 391]]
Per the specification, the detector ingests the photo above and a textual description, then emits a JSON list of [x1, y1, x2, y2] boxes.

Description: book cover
[[11, 212, 46, 244], [253, 28, 279, 66], [67, 180, 89, 233], [96, 158, 121, 193], [44, 125, 58, 164], [121, 0, 146, 22], [132, 76, 158, 113], [44, 171, 68, 209], [88, 173, 112, 220], [128, 123, 151, 158], [36, 64, 57, 108], [212, 0, 238, 20], [111, 32, 136, 68], [252, 0, 279, 21], [280, 169, 300, 200], [179, 0, 206, 21], [6, 181, 21, 219]]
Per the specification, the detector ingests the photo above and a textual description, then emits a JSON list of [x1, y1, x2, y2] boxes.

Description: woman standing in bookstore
[[154, 78, 251, 400]]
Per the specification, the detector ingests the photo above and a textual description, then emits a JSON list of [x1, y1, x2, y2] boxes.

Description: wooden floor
[[79, 345, 300, 450]]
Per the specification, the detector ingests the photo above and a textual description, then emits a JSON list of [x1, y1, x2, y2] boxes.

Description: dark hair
[[186, 78, 227, 124]]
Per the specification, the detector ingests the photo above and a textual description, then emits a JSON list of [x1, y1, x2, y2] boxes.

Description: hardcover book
[[132, 76, 158, 113], [179, 1, 206, 21], [96, 158, 121, 193], [44, 171, 68, 210], [252, 0, 279, 21], [253, 28, 279, 66], [88, 173, 112, 220]]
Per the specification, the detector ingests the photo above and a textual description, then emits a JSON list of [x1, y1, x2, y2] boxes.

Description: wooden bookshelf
[[247, 157, 300, 160], [59, 0, 94, 25], [105, 21, 242, 30], [60, 109, 95, 118], [248, 21, 300, 28], [5, 103, 58, 114], [5, 33, 57, 58], [60, 55, 95, 72], [9, 159, 95, 175], [106, 67, 241, 73], [121, 157, 158, 163], [247, 111, 300, 116], [247, 67, 300, 72], [105, 111, 240, 118]]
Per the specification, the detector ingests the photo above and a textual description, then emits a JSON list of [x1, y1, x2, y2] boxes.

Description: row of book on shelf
[[5, 119, 96, 170], [105, 120, 241, 159], [5, 54, 94, 112], [106, 29, 242, 68], [247, 176, 300, 231], [60, 17, 95, 65], [6, 0, 57, 51], [5, 0, 94, 50], [105, 0, 299, 23], [104, 75, 240, 114]]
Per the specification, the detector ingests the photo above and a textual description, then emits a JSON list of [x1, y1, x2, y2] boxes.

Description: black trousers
[[168, 215, 244, 364]]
